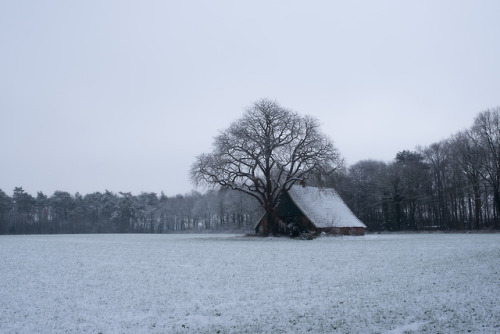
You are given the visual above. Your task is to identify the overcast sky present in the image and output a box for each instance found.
[1,1,499,197]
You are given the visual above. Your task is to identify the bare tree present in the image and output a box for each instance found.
[469,108,500,227]
[423,141,452,229]
[344,160,389,231]
[451,131,484,229]
[190,99,342,235]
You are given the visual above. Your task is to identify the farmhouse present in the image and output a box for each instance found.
[255,185,367,236]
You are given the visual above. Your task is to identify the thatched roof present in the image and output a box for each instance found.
[286,185,366,229]
[255,185,366,230]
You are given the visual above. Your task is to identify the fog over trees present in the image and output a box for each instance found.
[1,106,500,235]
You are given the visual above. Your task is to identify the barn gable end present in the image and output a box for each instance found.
[255,185,366,236]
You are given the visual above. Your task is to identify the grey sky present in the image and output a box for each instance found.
[1,1,499,197]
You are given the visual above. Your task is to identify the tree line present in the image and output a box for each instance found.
[0,187,260,235]
[2,106,499,234]
[336,107,500,231]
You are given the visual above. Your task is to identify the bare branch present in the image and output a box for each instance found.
[190,98,342,235]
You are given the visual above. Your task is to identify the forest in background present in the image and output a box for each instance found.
[1,107,500,234]
[0,188,261,235]
[336,108,500,232]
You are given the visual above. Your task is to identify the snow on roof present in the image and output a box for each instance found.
[287,185,367,229]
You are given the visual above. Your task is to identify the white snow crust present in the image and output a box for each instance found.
[288,186,367,228]
[1,233,499,333]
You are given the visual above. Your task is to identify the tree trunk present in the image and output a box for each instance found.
[473,182,481,229]
[264,204,276,236]
[493,186,500,228]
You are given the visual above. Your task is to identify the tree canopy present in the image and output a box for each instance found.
[191,99,342,235]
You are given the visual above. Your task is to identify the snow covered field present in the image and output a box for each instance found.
[1,233,499,333]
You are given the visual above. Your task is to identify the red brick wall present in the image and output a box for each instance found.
[318,227,365,236]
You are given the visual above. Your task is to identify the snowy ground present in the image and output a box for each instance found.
[1,233,499,333]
